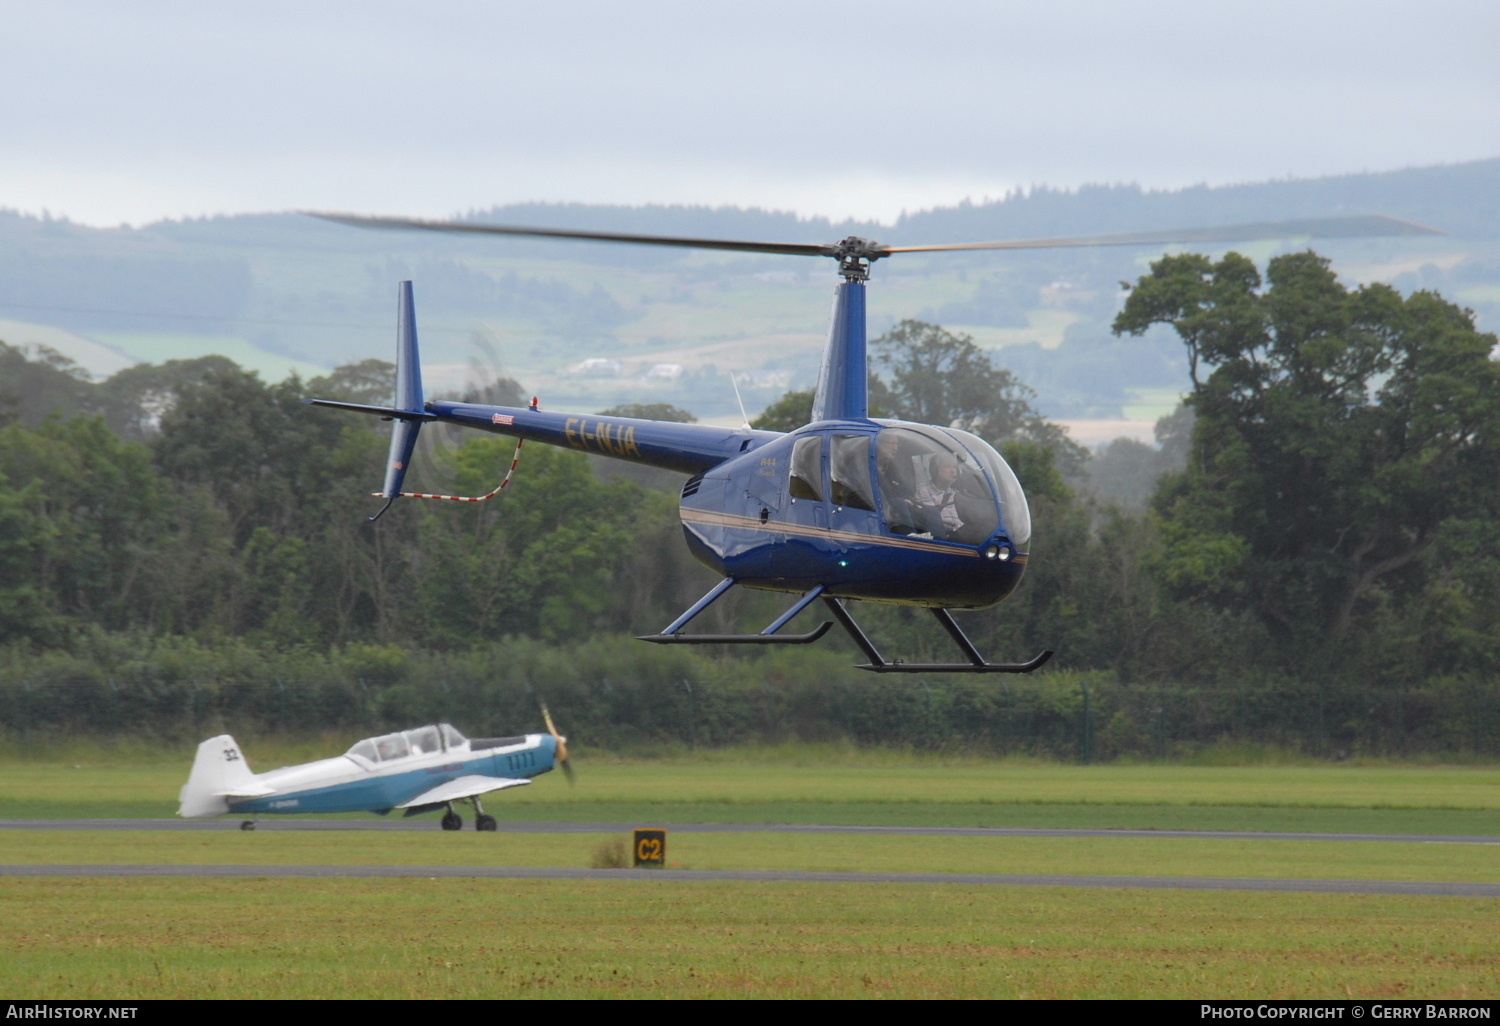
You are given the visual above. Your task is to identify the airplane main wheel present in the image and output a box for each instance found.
[475,814,497,832]
[441,811,463,831]
[240,820,255,831]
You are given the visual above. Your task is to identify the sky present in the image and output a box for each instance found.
[2,1,1497,227]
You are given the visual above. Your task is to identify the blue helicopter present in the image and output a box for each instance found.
[307,213,1440,673]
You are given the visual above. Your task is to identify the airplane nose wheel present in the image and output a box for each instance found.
[441,808,462,831]
[240,820,256,831]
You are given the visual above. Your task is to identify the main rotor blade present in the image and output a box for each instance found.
[308,212,834,258]
[880,215,1445,254]
[311,210,1443,266]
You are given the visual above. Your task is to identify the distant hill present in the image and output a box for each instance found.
[895,159,1500,241]
[0,158,1494,424]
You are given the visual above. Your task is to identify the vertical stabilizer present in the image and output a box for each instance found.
[379,281,426,498]
[809,280,868,422]
[178,735,256,818]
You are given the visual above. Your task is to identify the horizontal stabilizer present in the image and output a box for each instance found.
[395,775,531,808]
[302,399,436,421]
[215,783,277,798]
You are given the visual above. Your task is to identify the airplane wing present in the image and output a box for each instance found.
[395,775,531,808]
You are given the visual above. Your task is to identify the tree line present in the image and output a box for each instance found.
[1,249,1496,752]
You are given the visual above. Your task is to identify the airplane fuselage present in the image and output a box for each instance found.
[178,728,557,819]
[230,735,553,815]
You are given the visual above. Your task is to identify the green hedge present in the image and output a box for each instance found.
[2,635,1496,759]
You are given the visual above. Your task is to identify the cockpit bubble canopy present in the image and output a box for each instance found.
[346,723,468,764]
[946,427,1031,547]
[872,424,1031,547]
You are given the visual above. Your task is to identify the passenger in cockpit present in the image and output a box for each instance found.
[914,452,963,538]
[876,431,920,535]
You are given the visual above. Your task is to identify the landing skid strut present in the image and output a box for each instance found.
[639,579,1051,673]
[638,579,833,645]
[826,600,1052,674]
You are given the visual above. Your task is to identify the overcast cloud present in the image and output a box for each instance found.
[2,0,1496,226]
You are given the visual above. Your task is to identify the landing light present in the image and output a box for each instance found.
[984,544,1011,561]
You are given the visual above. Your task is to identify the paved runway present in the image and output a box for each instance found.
[3,819,1498,845]
[2,863,1497,896]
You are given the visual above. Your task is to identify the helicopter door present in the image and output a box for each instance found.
[786,434,829,531]
[745,446,783,519]
[828,434,879,537]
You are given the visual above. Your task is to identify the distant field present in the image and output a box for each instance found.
[84,331,329,381]
[4,749,1499,834]
[955,309,1079,352]
[1123,386,1186,421]
[3,878,1494,999]
[0,319,137,377]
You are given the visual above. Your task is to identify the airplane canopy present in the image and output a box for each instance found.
[346,724,467,764]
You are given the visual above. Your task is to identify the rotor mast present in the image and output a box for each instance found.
[803,237,886,422]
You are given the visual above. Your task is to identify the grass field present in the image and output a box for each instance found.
[5,747,1499,834]
[4,746,1498,998]
[3,878,1496,999]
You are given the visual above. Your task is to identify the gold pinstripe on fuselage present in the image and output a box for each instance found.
[679,508,1027,563]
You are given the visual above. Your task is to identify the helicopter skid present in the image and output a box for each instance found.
[854,653,1054,674]
[640,622,833,645]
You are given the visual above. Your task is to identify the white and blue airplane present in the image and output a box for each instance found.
[178,712,571,831]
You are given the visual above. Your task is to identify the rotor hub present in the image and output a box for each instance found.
[831,236,885,281]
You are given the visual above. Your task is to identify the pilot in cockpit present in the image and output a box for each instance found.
[914,452,963,538]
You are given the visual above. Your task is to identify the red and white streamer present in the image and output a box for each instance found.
[371,437,525,503]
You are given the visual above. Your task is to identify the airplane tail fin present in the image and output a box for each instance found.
[178,734,256,818]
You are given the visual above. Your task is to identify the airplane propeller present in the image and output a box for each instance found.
[540,701,574,785]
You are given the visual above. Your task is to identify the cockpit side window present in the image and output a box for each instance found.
[404,726,440,757]
[372,732,410,762]
[441,724,467,749]
[789,435,824,501]
[830,435,876,512]
[348,740,378,763]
